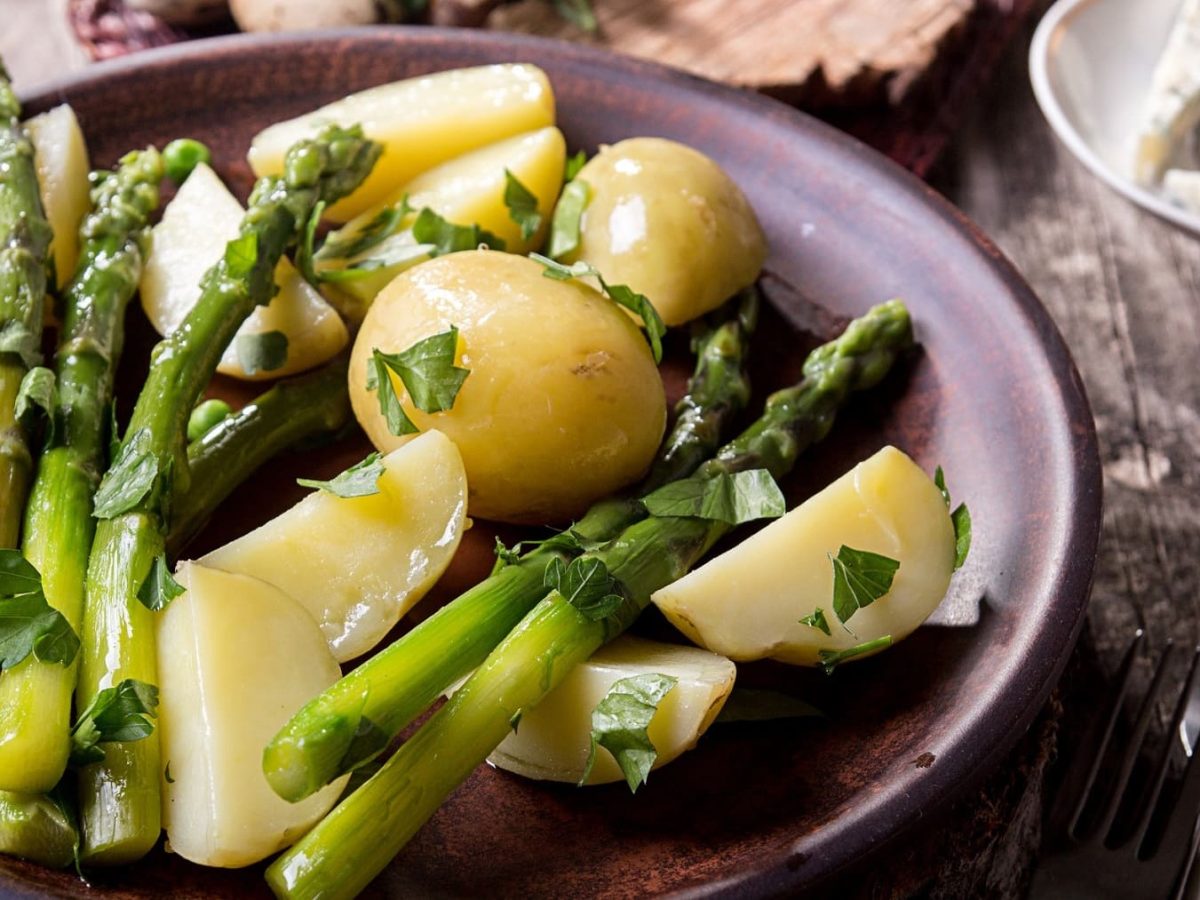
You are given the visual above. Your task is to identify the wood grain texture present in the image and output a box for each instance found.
[490,0,976,107]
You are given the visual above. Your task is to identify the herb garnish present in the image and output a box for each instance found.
[641,469,785,525]
[411,207,506,256]
[818,635,893,675]
[544,556,625,621]
[564,149,588,182]
[531,254,666,363]
[367,326,470,436]
[799,607,831,636]
[503,169,542,240]
[546,178,590,260]
[70,678,159,766]
[298,452,386,498]
[581,673,676,792]
[236,330,289,377]
[934,465,972,570]
[830,545,900,626]
[0,550,79,671]
[552,0,598,33]
[15,365,56,439]
[93,427,157,519]
[136,555,185,612]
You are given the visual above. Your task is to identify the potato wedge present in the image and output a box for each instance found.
[484,636,736,785]
[24,104,90,289]
[248,64,556,221]
[140,162,348,381]
[201,430,467,662]
[317,126,567,312]
[651,446,956,666]
[156,563,346,868]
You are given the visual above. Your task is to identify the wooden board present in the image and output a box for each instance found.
[487,0,976,109]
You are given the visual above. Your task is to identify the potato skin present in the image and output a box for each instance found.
[564,137,767,326]
[349,251,667,524]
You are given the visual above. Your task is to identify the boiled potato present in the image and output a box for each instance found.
[652,447,955,666]
[140,162,347,381]
[201,431,467,662]
[156,563,347,868]
[24,104,90,289]
[483,636,735,785]
[317,126,567,312]
[230,0,378,31]
[249,65,556,221]
[349,251,666,524]
[563,137,766,326]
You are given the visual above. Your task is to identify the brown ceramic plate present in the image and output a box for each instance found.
[3,28,1100,899]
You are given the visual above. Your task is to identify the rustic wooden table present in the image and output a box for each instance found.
[2,1,1196,896]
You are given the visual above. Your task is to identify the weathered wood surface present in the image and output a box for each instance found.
[3,1,1198,896]
[489,0,976,107]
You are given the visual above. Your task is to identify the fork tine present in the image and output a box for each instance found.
[1130,646,1200,853]
[1059,631,1145,839]
[1156,664,1200,879]
[1093,641,1176,841]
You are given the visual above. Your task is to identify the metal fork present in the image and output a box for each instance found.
[1028,632,1200,900]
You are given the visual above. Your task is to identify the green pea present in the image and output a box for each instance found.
[187,398,233,443]
[163,138,212,185]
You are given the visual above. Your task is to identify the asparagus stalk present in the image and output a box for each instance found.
[267,299,913,899]
[262,291,760,802]
[0,791,77,869]
[0,64,53,547]
[167,356,352,555]
[0,149,163,795]
[75,125,379,865]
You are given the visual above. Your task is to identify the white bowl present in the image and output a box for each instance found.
[1030,0,1200,235]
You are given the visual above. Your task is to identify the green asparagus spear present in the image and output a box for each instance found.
[263,300,908,809]
[0,149,163,795]
[267,299,913,899]
[75,125,379,865]
[0,791,77,869]
[262,291,760,802]
[167,357,352,555]
[0,64,53,548]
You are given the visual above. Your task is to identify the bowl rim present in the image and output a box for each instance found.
[1029,0,1200,237]
[17,26,1103,896]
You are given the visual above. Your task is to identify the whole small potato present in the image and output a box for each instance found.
[564,137,767,327]
[230,0,378,32]
[349,251,667,524]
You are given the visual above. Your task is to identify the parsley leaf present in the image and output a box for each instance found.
[0,321,40,368]
[70,679,159,766]
[553,0,598,32]
[315,242,433,284]
[799,607,831,635]
[547,178,590,259]
[492,530,591,575]
[15,365,56,439]
[544,556,625,621]
[581,673,676,791]
[0,549,80,670]
[818,635,893,675]
[830,545,900,625]
[298,452,385,498]
[933,465,972,570]
[236,331,289,377]
[503,169,542,240]
[952,503,972,570]
[136,555,185,612]
[223,231,259,280]
[366,327,470,437]
[641,469,785,525]
[295,199,326,284]
[564,149,588,182]
[530,254,666,363]
[318,200,411,261]
[715,688,824,724]
[411,207,506,256]
[93,428,157,519]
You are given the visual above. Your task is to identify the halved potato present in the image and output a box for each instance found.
[25,104,90,289]
[248,64,556,221]
[200,430,467,661]
[156,563,346,868]
[317,126,567,312]
[140,162,348,381]
[484,636,735,785]
[651,446,956,666]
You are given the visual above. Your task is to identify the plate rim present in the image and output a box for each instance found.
[1029,0,1200,237]
[15,26,1103,896]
